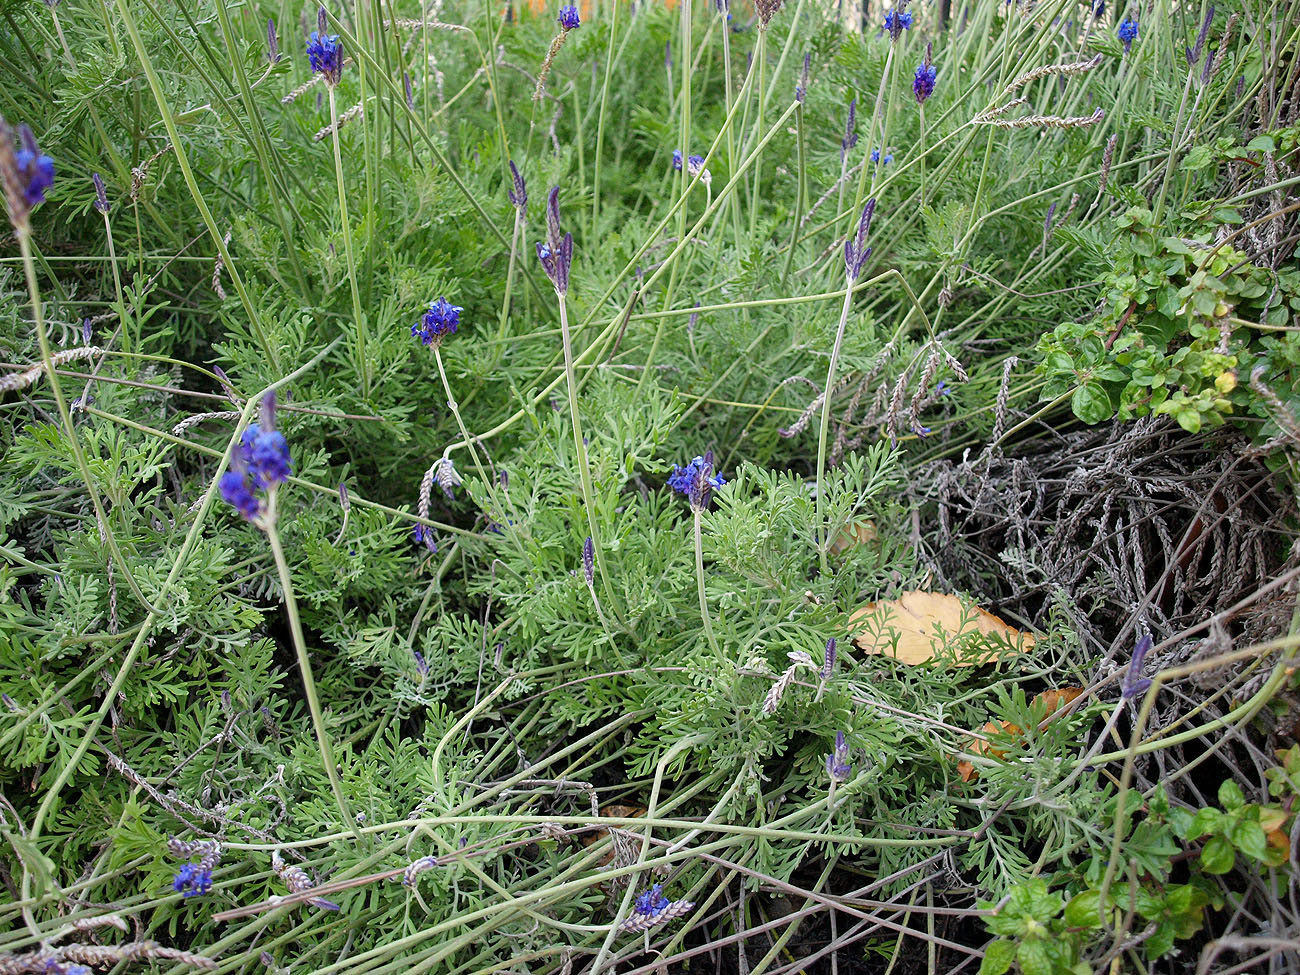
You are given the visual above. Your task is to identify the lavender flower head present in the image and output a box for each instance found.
[307,7,343,86]
[558,4,580,30]
[218,393,292,524]
[668,452,725,512]
[413,297,463,345]
[582,536,595,586]
[796,52,810,103]
[634,884,671,916]
[870,148,893,165]
[883,2,912,41]
[1,121,54,232]
[672,149,683,171]
[826,731,851,783]
[844,197,877,281]
[507,160,527,215]
[840,99,858,165]
[913,43,936,104]
[1121,634,1153,699]
[173,862,213,898]
[536,186,573,295]
[1117,16,1138,53]
[267,18,280,63]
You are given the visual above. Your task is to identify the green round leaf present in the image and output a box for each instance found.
[1072,383,1113,424]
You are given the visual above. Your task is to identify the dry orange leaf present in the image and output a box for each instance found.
[829,519,878,557]
[850,591,1036,666]
[956,688,1085,783]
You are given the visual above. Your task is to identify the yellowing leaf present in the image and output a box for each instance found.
[849,591,1035,666]
[956,687,1085,783]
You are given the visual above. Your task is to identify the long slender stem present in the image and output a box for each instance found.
[694,509,721,657]
[329,85,371,398]
[814,277,856,576]
[264,499,359,839]
[557,293,622,624]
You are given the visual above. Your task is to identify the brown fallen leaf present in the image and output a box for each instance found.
[850,591,1036,666]
[581,805,646,866]
[956,687,1085,783]
[830,519,878,557]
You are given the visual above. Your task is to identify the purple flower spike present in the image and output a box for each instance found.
[796,52,810,103]
[307,7,343,85]
[536,186,573,295]
[413,297,463,345]
[267,18,280,63]
[840,99,858,165]
[582,536,595,586]
[1118,16,1138,53]
[668,453,726,512]
[173,862,213,898]
[821,637,837,679]
[92,172,109,214]
[883,3,912,41]
[1122,635,1153,699]
[844,198,877,281]
[913,43,936,104]
[507,160,527,214]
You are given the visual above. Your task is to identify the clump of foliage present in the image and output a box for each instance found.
[1,0,1299,972]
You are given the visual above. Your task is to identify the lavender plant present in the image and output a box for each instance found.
[2,0,1299,972]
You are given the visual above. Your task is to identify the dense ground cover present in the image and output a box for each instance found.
[2,0,1300,971]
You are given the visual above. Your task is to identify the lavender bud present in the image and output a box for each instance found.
[840,99,858,164]
[259,390,277,433]
[665,40,672,70]
[92,172,109,214]
[1121,635,1153,699]
[821,637,836,679]
[338,480,350,512]
[826,731,851,783]
[267,18,280,63]
[536,186,573,294]
[404,72,415,110]
[582,536,594,586]
[82,318,93,343]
